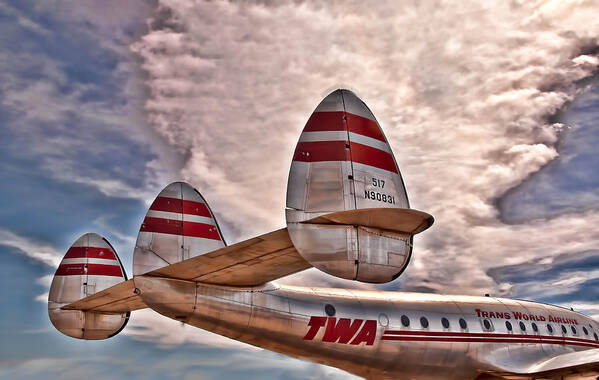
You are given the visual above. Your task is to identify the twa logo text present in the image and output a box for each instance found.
[303,316,377,345]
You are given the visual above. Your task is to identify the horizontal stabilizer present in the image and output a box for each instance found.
[299,208,433,235]
[61,279,146,313]
[61,228,310,313]
[146,228,311,286]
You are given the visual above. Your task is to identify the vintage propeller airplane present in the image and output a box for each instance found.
[48,90,599,379]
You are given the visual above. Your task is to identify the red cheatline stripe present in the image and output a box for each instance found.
[303,112,346,132]
[380,335,599,348]
[140,217,221,240]
[350,142,398,173]
[64,246,117,260]
[150,197,211,217]
[293,141,350,163]
[383,330,596,344]
[383,330,599,345]
[55,263,123,277]
[346,113,386,142]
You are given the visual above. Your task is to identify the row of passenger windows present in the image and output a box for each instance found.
[399,314,599,341]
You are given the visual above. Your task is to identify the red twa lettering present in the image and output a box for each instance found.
[350,320,377,346]
[303,316,377,345]
[323,318,363,343]
[303,316,327,340]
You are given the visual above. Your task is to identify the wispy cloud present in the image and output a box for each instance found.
[131,0,599,295]
[0,229,61,268]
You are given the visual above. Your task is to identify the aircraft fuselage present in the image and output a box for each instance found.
[134,276,599,379]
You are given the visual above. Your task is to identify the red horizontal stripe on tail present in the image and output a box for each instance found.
[87,264,123,276]
[56,263,85,276]
[350,142,398,173]
[56,263,123,277]
[303,112,346,132]
[150,197,211,217]
[303,112,386,142]
[182,200,211,217]
[141,217,221,240]
[293,141,350,163]
[347,113,386,142]
[150,196,182,213]
[64,246,117,260]
[183,221,221,240]
[141,216,182,235]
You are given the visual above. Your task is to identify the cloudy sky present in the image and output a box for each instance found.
[1,0,599,378]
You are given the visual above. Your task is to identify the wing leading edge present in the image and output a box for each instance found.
[62,228,311,313]
[479,348,599,379]
[145,227,310,286]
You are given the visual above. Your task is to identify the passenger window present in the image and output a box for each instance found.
[594,333,598,341]
[401,315,410,327]
[532,323,538,332]
[519,321,526,331]
[483,319,491,331]
[571,326,577,335]
[547,324,554,334]
[441,317,450,329]
[561,325,567,334]
[420,317,429,328]
[583,327,589,335]
[505,321,513,331]
[459,318,467,329]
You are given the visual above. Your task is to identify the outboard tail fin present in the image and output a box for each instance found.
[48,233,129,339]
[133,181,226,276]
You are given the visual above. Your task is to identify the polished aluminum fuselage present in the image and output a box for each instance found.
[134,276,599,379]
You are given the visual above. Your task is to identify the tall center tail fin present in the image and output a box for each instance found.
[133,181,226,276]
[286,89,433,283]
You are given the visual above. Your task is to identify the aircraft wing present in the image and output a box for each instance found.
[62,228,310,313]
[145,227,310,286]
[483,348,599,379]
[61,279,146,313]
[523,348,599,378]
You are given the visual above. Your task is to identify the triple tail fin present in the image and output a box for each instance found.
[48,233,129,339]
[133,181,226,275]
